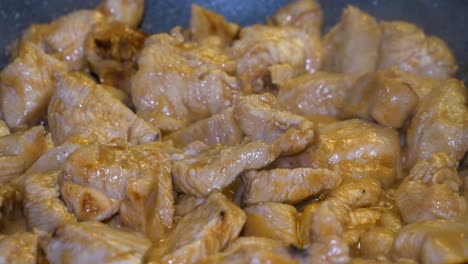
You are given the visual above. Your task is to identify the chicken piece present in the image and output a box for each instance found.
[45,221,151,264]
[323,6,381,75]
[18,10,104,70]
[0,43,68,130]
[392,219,468,264]
[189,4,239,48]
[277,72,357,119]
[0,184,25,234]
[0,233,40,264]
[296,119,402,188]
[462,170,468,201]
[395,153,466,223]
[131,34,240,132]
[234,93,315,155]
[230,25,323,93]
[166,107,243,148]
[174,195,206,221]
[145,193,246,264]
[24,170,76,233]
[378,21,457,80]
[0,121,9,137]
[342,69,419,128]
[271,0,323,37]
[243,168,341,205]
[85,22,147,94]
[0,126,48,184]
[48,72,159,145]
[243,203,300,247]
[97,0,145,27]
[359,226,395,260]
[404,78,467,168]
[198,237,300,264]
[173,140,279,197]
[63,141,174,240]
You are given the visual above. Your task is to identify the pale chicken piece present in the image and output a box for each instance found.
[395,153,466,223]
[45,221,151,264]
[48,72,159,145]
[243,168,341,205]
[172,141,279,197]
[462,170,468,201]
[0,126,48,184]
[378,21,457,80]
[174,195,206,220]
[404,78,468,168]
[0,42,68,130]
[277,72,357,119]
[98,0,145,27]
[392,219,468,264]
[145,193,246,264]
[271,0,323,37]
[230,25,323,93]
[0,233,40,264]
[63,141,174,240]
[24,170,76,233]
[166,107,243,148]
[85,22,147,94]
[197,237,300,264]
[323,6,381,75]
[131,34,240,132]
[342,69,419,128]
[359,226,396,260]
[243,203,301,247]
[189,4,240,47]
[0,120,10,137]
[18,10,104,70]
[234,93,315,155]
[295,119,402,188]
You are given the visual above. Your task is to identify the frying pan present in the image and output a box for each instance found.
[0,0,467,81]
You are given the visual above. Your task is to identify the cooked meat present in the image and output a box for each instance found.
[18,10,104,70]
[0,233,40,264]
[198,237,299,264]
[234,93,315,155]
[404,78,468,169]
[395,153,466,223]
[342,69,419,128]
[243,168,341,205]
[174,195,206,221]
[45,221,151,264]
[243,202,300,247]
[359,226,395,260]
[378,21,457,79]
[0,126,48,184]
[0,42,68,130]
[24,170,76,233]
[230,25,323,93]
[462,170,468,201]
[85,22,146,93]
[277,72,356,119]
[271,0,323,37]
[131,33,240,132]
[392,219,468,264]
[323,6,381,75]
[48,72,159,145]
[172,141,279,197]
[189,4,239,47]
[144,193,246,264]
[0,121,9,137]
[166,107,243,148]
[63,141,174,240]
[97,0,145,27]
[295,119,402,188]
[0,184,25,234]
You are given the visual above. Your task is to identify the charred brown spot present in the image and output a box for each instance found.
[288,244,307,257]
[219,210,226,220]
[81,192,99,216]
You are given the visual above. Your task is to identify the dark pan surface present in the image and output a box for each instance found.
[0,0,467,81]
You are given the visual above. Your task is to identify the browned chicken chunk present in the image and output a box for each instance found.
[174,195,206,221]
[98,0,145,27]
[323,6,381,75]
[0,184,25,234]
[0,233,40,264]
[271,0,323,37]
[404,78,468,168]
[230,25,323,93]
[131,33,240,132]
[48,72,159,145]
[378,21,457,79]
[243,202,301,247]
[145,193,246,264]
[45,221,151,264]
[0,42,68,130]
